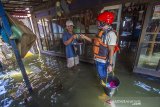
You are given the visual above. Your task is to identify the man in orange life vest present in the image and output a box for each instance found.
[81,11,117,85]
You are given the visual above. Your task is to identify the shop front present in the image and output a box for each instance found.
[31,0,160,77]
[31,0,123,63]
[133,1,160,77]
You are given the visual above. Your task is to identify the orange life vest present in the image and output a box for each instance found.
[93,29,120,60]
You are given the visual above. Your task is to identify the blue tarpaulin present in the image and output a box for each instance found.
[0,26,10,44]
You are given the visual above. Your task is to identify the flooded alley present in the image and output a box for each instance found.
[0,54,160,107]
[0,0,160,107]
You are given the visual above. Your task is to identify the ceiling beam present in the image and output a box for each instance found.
[2,0,45,3]
[3,3,40,6]
[10,12,28,16]
[4,7,26,10]
[6,10,28,13]
[3,4,33,8]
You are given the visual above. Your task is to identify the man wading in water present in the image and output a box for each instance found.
[81,11,118,86]
[63,20,80,69]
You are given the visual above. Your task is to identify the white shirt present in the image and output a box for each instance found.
[95,31,117,63]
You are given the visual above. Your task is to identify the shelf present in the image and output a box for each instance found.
[146,32,160,35]
[143,42,160,43]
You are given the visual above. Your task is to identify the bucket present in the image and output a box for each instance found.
[73,43,83,56]
[103,75,120,97]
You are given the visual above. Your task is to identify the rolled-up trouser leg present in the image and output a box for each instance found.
[74,55,79,65]
[67,56,79,68]
[67,57,74,68]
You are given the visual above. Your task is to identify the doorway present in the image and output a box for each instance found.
[134,2,160,77]
[119,2,147,71]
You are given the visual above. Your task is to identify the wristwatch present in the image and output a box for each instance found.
[109,63,113,67]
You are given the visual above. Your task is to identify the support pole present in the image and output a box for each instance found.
[0,1,33,94]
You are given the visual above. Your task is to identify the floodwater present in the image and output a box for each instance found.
[0,54,160,107]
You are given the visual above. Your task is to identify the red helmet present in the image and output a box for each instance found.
[97,11,115,25]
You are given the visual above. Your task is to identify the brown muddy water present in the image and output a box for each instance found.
[0,54,160,107]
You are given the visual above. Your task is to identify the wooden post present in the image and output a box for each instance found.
[147,25,160,58]
[31,14,43,51]
[41,19,49,50]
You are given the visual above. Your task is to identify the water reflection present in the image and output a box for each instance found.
[134,81,160,94]
[0,54,160,107]
[0,55,64,107]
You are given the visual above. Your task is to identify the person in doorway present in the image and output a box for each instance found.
[63,20,79,68]
[81,11,118,85]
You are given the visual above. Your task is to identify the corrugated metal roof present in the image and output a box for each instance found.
[1,0,49,16]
